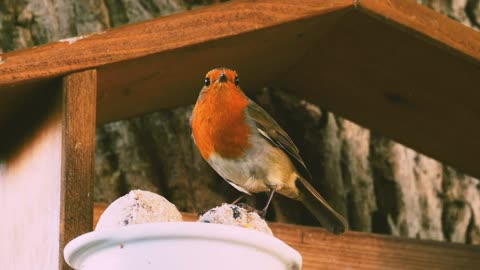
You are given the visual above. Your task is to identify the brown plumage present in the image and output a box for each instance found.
[191,68,348,234]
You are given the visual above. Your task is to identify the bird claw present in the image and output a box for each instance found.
[236,203,267,219]
[257,209,267,219]
[236,203,256,212]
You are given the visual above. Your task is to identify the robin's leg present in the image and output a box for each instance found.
[232,194,257,213]
[236,203,258,213]
[257,185,277,219]
[231,194,247,205]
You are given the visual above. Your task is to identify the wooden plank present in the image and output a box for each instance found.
[59,70,97,269]
[279,5,480,178]
[0,0,351,86]
[1,0,478,91]
[93,203,479,270]
[0,83,63,270]
[358,0,480,63]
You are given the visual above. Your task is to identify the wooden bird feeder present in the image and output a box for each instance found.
[1,0,479,269]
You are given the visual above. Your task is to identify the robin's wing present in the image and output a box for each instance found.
[245,100,312,180]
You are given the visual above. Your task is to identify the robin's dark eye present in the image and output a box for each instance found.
[204,77,210,86]
[234,76,239,86]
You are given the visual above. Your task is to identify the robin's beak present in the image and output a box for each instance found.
[218,72,227,83]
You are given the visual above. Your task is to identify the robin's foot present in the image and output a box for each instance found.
[237,203,267,219]
[236,203,256,212]
[257,209,267,219]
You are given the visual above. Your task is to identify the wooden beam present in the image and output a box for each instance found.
[0,0,351,86]
[93,203,480,270]
[1,0,478,90]
[358,0,480,62]
[59,70,97,269]
[279,3,480,178]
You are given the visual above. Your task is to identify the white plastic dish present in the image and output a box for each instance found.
[64,222,302,270]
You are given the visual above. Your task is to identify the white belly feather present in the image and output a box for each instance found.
[208,134,298,197]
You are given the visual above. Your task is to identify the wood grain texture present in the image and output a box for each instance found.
[0,0,351,86]
[93,203,480,270]
[60,70,97,269]
[0,85,63,270]
[278,5,480,178]
[358,0,480,62]
[0,0,351,126]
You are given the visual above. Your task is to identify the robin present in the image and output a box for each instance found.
[190,68,347,234]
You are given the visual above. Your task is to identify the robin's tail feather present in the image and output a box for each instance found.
[296,177,348,234]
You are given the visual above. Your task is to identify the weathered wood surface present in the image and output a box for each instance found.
[0,0,478,87]
[0,0,352,86]
[60,70,97,270]
[359,0,480,60]
[93,203,480,270]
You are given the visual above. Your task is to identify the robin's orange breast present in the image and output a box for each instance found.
[191,85,251,160]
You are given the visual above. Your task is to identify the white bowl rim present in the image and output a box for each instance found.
[64,222,302,268]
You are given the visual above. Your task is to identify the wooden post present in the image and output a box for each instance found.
[59,70,97,269]
[0,70,97,270]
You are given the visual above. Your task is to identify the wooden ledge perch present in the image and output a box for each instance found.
[93,203,480,270]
